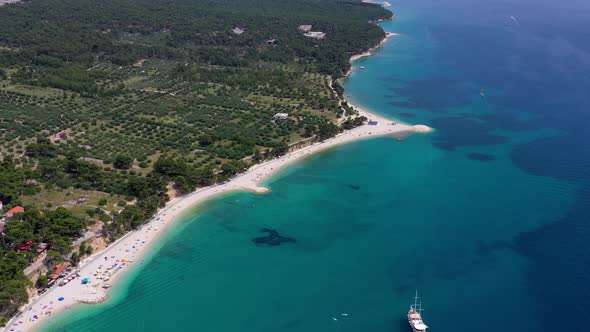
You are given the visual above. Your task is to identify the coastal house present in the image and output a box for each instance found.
[37,242,49,253]
[298,25,312,33]
[5,205,24,217]
[0,200,3,211]
[273,113,289,120]
[266,38,276,45]
[368,120,378,125]
[231,27,245,35]
[25,179,37,186]
[297,25,325,39]
[304,31,326,39]
[50,264,67,280]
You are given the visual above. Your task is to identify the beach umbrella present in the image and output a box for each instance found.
[58,297,64,301]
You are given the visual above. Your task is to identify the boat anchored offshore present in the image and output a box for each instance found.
[407,291,428,332]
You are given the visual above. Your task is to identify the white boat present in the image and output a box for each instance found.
[407,291,428,332]
[360,66,366,69]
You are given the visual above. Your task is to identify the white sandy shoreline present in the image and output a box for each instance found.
[2,27,432,332]
[347,32,399,76]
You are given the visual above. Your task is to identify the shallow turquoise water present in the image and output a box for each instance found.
[42,0,590,331]
[41,134,574,331]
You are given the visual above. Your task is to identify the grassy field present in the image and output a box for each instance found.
[21,187,126,218]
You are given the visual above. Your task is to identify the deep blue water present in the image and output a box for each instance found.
[348,0,590,329]
[42,0,590,331]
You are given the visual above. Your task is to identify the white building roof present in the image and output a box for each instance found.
[304,31,326,39]
[232,27,245,35]
[298,25,312,32]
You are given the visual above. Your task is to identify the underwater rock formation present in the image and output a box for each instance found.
[252,228,296,247]
[468,152,496,161]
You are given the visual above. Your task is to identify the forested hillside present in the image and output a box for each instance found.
[0,0,391,324]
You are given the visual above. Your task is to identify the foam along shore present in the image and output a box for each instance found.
[362,0,392,7]
[352,32,399,62]
[348,32,399,74]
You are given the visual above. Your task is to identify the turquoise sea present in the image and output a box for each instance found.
[43,0,590,331]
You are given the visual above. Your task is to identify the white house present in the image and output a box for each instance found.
[232,27,245,35]
[304,31,326,39]
[273,113,289,120]
[298,25,312,33]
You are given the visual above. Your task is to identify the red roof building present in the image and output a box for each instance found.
[5,206,24,217]
[50,264,67,280]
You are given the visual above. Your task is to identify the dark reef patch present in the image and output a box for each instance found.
[160,242,193,262]
[476,113,539,132]
[430,116,507,150]
[252,228,296,247]
[512,185,590,330]
[511,134,590,181]
[398,112,415,118]
[468,153,496,161]
[347,184,361,190]
[384,78,473,110]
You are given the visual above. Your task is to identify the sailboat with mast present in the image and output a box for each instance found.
[407,291,429,332]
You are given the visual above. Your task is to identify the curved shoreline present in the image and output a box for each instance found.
[346,32,399,77]
[3,22,432,332]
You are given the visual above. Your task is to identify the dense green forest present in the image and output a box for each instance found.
[0,0,392,324]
